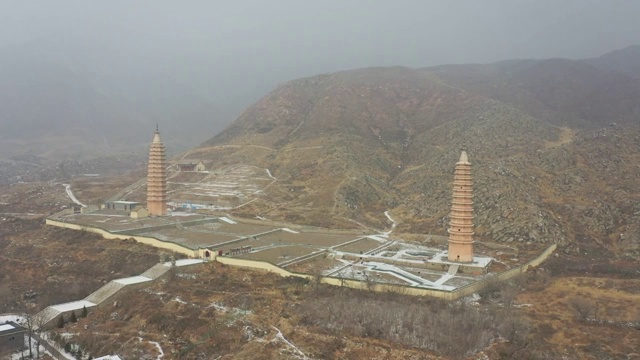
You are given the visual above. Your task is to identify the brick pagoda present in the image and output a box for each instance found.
[448,148,474,262]
[147,126,167,216]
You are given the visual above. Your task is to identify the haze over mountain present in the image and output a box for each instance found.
[195,48,640,259]
[2,1,640,160]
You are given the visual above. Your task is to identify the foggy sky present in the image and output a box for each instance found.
[1,0,639,133]
[3,1,638,66]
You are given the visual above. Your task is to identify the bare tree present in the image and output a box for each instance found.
[32,312,47,359]
[569,297,595,321]
[17,300,36,359]
[362,271,375,291]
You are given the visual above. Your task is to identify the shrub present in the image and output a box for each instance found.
[69,311,78,323]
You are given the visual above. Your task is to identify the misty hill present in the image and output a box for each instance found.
[0,38,243,160]
[1,41,638,162]
[585,45,640,79]
[0,50,148,154]
[197,55,640,259]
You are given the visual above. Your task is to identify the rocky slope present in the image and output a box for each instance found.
[195,51,640,259]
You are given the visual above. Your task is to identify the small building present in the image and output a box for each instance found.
[130,206,149,219]
[177,160,206,172]
[104,201,140,211]
[0,321,26,355]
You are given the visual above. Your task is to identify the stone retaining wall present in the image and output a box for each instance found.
[45,217,557,301]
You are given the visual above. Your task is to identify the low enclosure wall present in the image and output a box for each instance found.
[46,218,557,301]
[215,243,557,301]
[45,218,198,257]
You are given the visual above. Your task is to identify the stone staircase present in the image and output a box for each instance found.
[141,263,171,279]
[447,264,460,275]
[36,307,64,328]
[84,281,127,304]
[35,261,202,330]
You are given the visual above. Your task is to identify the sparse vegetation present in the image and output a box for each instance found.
[297,287,530,359]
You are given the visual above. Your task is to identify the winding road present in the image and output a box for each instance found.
[63,184,86,207]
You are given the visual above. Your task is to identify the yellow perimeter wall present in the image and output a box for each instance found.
[46,218,198,257]
[46,218,556,301]
[216,244,556,301]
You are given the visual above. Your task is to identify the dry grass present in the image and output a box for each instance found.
[544,126,576,149]
[516,276,640,359]
[55,263,444,360]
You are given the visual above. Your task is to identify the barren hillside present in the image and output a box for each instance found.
[194,57,640,259]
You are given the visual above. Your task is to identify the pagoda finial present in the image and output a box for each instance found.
[458,144,470,164]
[156,123,159,133]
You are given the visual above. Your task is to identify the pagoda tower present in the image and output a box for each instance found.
[448,147,474,262]
[147,125,167,216]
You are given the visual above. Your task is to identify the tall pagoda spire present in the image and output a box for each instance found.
[147,126,167,216]
[448,146,474,262]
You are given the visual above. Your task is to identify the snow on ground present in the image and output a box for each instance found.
[173,297,187,304]
[114,276,152,285]
[281,228,299,234]
[163,259,205,267]
[429,250,493,268]
[271,326,309,360]
[331,260,457,291]
[148,340,165,359]
[0,315,26,325]
[513,303,533,308]
[135,337,164,360]
[169,211,199,217]
[464,293,481,306]
[51,300,96,312]
[219,216,237,224]
[9,336,52,360]
[383,210,396,235]
[206,302,228,312]
[0,324,15,331]
[265,169,275,180]
[365,235,388,242]
[63,184,87,207]
[94,356,123,360]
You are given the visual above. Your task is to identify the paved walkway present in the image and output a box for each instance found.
[35,260,204,330]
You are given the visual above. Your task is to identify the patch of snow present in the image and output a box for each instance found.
[114,276,152,285]
[464,293,481,305]
[169,211,197,217]
[163,258,205,267]
[9,335,52,360]
[0,315,26,326]
[51,300,96,312]
[148,340,165,359]
[63,184,86,207]
[219,216,237,224]
[271,326,309,360]
[0,324,15,331]
[429,250,493,268]
[281,228,299,234]
[207,302,228,312]
[383,210,396,235]
[513,303,533,308]
[365,235,388,242]
[265,169,275,180]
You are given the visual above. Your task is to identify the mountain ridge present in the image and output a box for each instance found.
[198,49,640,258]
